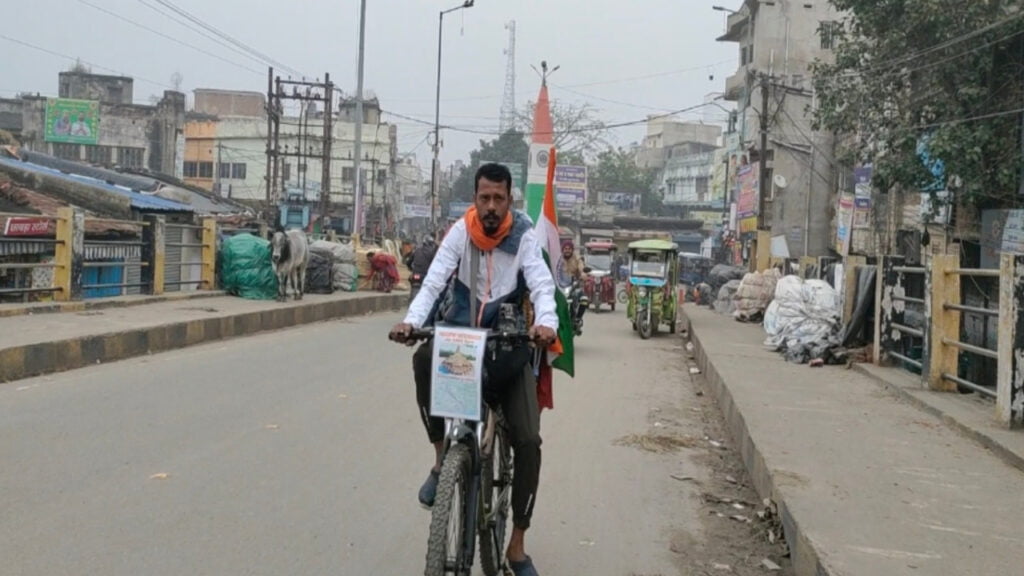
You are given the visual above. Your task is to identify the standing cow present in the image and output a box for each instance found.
[270,228,309,302]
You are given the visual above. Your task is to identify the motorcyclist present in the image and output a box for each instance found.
[560,240,586,326]
[390,162,556,576]
[407,234,437,276]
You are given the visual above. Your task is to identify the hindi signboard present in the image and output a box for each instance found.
[3,217,51,237]
[430,326,488,421]
[736,163,759,234]
[45,98,99,145]
[554,165,587,211]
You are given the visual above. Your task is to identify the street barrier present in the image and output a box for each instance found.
[874,253,1022,428]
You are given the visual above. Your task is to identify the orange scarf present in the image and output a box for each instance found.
[464,206,512,252]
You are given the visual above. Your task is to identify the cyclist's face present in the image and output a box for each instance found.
[475,177,510,235]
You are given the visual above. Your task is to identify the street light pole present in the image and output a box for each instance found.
[353,0,367,239]
[430,0,474,231]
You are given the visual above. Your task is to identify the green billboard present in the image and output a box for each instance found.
[498,161,526,206]
[45,98,99,145]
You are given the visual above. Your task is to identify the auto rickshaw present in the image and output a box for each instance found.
[625,239,679,339]
[582,241,618,312]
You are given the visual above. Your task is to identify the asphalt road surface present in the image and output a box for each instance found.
[1,308,768,575]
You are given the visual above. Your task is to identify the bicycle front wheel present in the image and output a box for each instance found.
[425,444,472,576]
[478,424,512,576]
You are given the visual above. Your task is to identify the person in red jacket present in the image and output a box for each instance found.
[366,251,399,292]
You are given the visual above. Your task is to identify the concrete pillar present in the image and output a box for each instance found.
[200,218,217,290]
[843,255,867,326]
[997,253,1024,428]
[141,214,166,295]
[53,207,84,301]
[927,253,960,392]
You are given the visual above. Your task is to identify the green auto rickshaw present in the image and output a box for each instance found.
[625,239,680,339]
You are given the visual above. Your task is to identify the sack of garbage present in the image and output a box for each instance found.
[734,271,777,322]
[762,275,841,363]
[714,279,741,315]
[334,262,359,292]
[310,239,356,264]
[219,233,277,300]
[305,250,334,294]
[708,264,746,292]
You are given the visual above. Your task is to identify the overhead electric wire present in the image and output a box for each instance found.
[76,0,264,76]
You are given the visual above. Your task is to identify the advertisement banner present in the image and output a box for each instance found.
[403,204,431,218]
[736,163,759,234]
[554,165,587,210]
[836,193,855,255]
[45,98,99,145]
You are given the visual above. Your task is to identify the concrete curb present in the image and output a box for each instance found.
[681,312,832,576]
[0,291,227,318]
[0,293,406,384]
[851,363,1024,475]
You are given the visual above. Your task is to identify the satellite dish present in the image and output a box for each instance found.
[773,174,788,190]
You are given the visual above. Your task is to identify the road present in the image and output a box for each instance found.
[0,308,788,575]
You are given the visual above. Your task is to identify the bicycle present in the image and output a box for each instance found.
[391,323,537,576]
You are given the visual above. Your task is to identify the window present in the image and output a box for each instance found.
[819,21,840,50]
[218,163,231,179]
[52,143,81,160]
[198,161,214,179]
[377,168,388,183]
[118,147,144,168]
[231,163,247,180]
[183,161,198,178]
[342,167,354,182]
[282,162,291,182]
[696,177,710,202]
[86,145,112,165]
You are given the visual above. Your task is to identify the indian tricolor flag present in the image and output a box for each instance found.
[534,145,575,411]
[525,79,554,224]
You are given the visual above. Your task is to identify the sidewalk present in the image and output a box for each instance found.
[0,290,225,318]
[0,291,406,383]
[683,306,1024,576]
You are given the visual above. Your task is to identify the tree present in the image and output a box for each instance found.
[449,129,529,201]
[812,0,1024,211]
[588,147,661,215]
[516,100,609,163]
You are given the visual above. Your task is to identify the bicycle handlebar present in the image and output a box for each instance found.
[389,326,535,344]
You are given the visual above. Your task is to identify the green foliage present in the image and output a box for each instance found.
[450,129,529,202]
[589,147,662,215]
[811,0,1024,209]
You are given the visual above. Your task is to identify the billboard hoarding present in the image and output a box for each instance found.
[45,98,100,145]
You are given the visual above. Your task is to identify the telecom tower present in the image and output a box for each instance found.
[499,20,516,133]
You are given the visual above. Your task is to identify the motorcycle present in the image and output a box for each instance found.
[561,276,589,337]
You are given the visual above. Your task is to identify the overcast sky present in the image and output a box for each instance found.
[3,0,737,167]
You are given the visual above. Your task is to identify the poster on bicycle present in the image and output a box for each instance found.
[430,326,488,421]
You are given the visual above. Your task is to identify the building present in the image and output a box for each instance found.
[636,118,721,170]
[717,0,841,259]
[0,71,186,176]
[182,89,396,229]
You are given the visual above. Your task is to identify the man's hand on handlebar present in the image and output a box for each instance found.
[389,322,416,346]
[529,325,557,348]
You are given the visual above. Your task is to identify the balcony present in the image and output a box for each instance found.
[723,67,750,101]
[716,8,751,42]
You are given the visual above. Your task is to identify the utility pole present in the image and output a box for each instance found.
[353,0,367,239]
[321,73,333,233]
[758,72,770,231]
[214,142,223,197]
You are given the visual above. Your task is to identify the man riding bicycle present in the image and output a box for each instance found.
[390,163,557,576]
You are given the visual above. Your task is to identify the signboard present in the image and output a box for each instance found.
[403,204,431,218]
[736,163,759,234]
[554,165,587,211]
[982,209,1024,269]
[853,198,871,228]
[3,217,51,237]
[690,211,723,230]
[45,98,99,145]
[835,193,855,256]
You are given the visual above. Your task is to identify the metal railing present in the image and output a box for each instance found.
[929,256,999,399]
[0,208,219,303]
[877,256,927,373]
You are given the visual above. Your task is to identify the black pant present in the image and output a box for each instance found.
[413,341,542,530]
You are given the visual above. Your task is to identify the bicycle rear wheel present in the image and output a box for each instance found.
[478,423,512,576]
[425,444,472,576]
